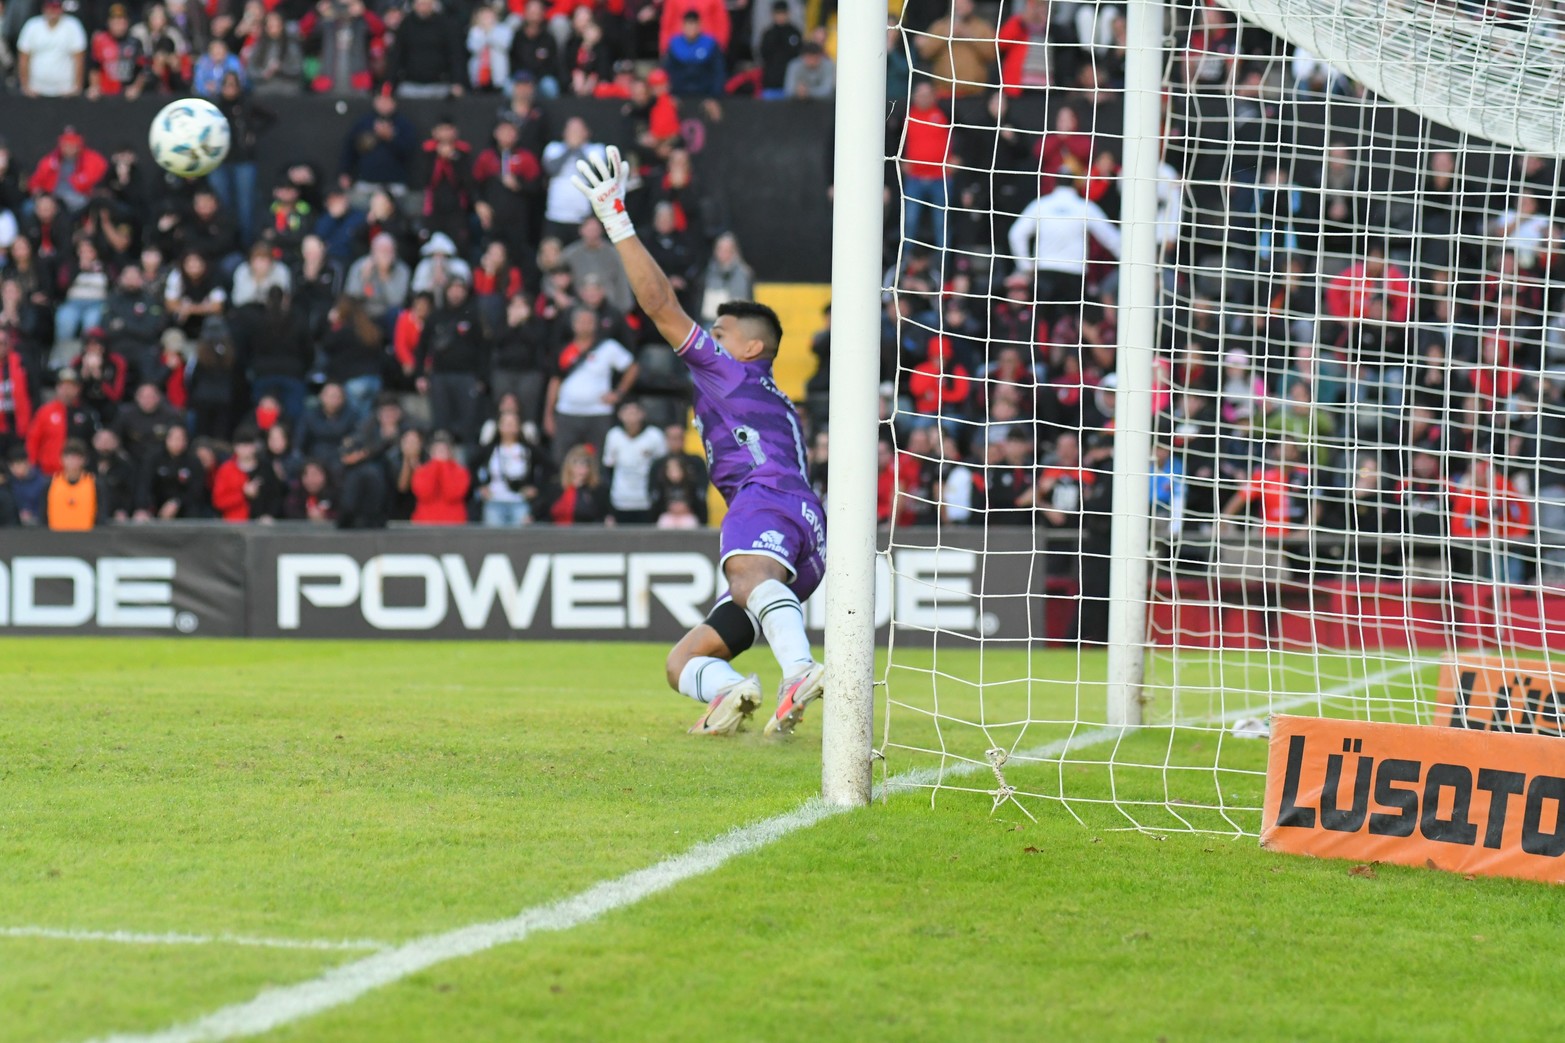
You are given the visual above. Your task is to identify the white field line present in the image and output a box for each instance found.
[85,661,1422,1043]
[0,927,387,953]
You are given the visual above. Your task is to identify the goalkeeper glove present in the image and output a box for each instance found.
[571,145,635,244]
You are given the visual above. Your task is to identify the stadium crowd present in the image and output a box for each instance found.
[0,0,1562,594]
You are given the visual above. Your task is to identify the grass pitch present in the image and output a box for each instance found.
[2,638,1562,1042]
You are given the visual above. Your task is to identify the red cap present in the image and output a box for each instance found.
[647,68,670,87]
[42,0,63,9]
[83,326,106,343]
[379,82,394,99]
[58,126,83,147]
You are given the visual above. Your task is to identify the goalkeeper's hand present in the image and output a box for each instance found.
[571,145,635,243]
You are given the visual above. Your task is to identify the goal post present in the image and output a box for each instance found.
[820,0,887,807]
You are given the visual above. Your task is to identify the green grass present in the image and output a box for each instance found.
[1,638,1557,1042]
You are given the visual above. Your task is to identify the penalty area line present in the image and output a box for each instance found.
[84,661,1422,1043]
[0,926,388,953]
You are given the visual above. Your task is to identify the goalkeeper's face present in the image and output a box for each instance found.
[712,315,769,363]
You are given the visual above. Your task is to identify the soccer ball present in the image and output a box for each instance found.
[149,99,231,179]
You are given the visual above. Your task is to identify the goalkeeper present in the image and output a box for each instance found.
[574,148,827,737]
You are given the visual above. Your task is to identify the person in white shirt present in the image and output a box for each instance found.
[602,398,666,524]
[476,409,537,526]
[18,0,86,97]
[1008,170,1122,320]
[545,306,639,463]
[539,117,607,244]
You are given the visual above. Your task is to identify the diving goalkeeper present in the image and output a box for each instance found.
[574,148,827,736]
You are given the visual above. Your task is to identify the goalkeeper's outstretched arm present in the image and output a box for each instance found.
[573,146,697,350]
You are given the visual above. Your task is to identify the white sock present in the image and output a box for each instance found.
[746,578,816,677]
[678,656,745,704]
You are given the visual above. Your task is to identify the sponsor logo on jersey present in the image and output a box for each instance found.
[753,530,786,553]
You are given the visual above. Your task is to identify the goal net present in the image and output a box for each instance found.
[876,0,1565,832]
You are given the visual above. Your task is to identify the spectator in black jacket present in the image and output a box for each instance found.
[114,383,183,467]
[294,382,357,461]
[491,294,551,427]
[102,266,167,384]
[247,287,313,422]
[508,0,562,98]
[336,434,389,528]
[91,427,136,522]
[176,190,242,271]
[388,0,467,98]
[759,1,802,97]
[416,116,475,252]
[135,424,206,519]
[339,88,420,206]
[417,277,488,446]
[321,294,387,421]
[213,74,278,248]
[644,201,699,310]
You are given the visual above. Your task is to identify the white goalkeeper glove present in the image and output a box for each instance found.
[571,145,635,244]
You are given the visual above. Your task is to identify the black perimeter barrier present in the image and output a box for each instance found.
[0,526,1045,641]
[5,96,835,283]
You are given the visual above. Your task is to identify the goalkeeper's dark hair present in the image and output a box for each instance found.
[717,300,784,354]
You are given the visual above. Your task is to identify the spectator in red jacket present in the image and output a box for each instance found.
[0,331,34,456]
[27,368,96,476]
[72,329,129,422]
[907,335,973,430]
[411,430,472,523]
[28,127,109,214]
[901,80,955,258]
[997,0,1052,97]
[1325,243,1413,325]
[210,426,283,522]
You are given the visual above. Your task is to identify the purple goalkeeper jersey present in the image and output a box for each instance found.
[676,323,813,502]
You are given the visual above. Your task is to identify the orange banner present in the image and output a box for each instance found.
[1435,655,1565,736]
[1262,715,1565,884]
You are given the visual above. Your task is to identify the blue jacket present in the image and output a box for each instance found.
[313,208,369,263]
[664,32,726,98]
[339,112,419,187]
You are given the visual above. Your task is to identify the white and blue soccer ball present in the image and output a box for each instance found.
[149,99,231,179]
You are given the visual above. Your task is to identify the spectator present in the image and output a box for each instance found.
[245,10,304,94]
[186,316,239,438]
[696,233,754,324]
[1324,242,1414,326]
[312,189,368,265]
[7,446,48,524]
[91,427,135,522]
[498,72,548,154]
[164,251,228,339]
[467,4,512,92]
[410,429,471,523]
[145,332,190,415]
[907,336,973,432]
[416,116,475,250]
[540,117,607,242]
[472,119,542,259]
[18,0,87,98]
[1452,457,1532,582]
[247,288,312,421]
[163,0,211,54]
[0,329,35,456]
[340,89,419,205]
[73,330,129,423]
[1009,170,1122,322]
[282,459,336,522]
[901,81,955,259]
[321,294,386,419]
[544,305,638,463]
[650,442,708,524]
[43,439,94,530]
[88,4,148,99]
[192,37,246,97]
[534,442,609,525]
[28,128,107,214]
[210,426,282,521]
[758,1,802,98]
[917,0,997,97]
[302,0,380,94]
[135,423,204,519]
[102,267,167,382]
[411,231,474,296]
[212,74,276,248]
[561,219,633,315]
[294,382,356,460]
[491,293,551,425]
[656,491,700,529]
[416,277,487,445]
[28,368,95,476]
[564,10,613,96]
[54,238,112,354]
[137,7,192,94]
[231,244,293,309]
[336,434,389,529]
[781,39,833,100]
[388,0,466,98]
[389,426,424,520]
[508,2,562,98]
[644,202,699,309]
[665,11,726,98]
[345,233,411,323]
[660,0,729,54]
[602,398,663,523]
[474,408,538,526]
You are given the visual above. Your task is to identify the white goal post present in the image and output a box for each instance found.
[830,0,1565,826]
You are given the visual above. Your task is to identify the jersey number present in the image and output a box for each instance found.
[733,425,767,467]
